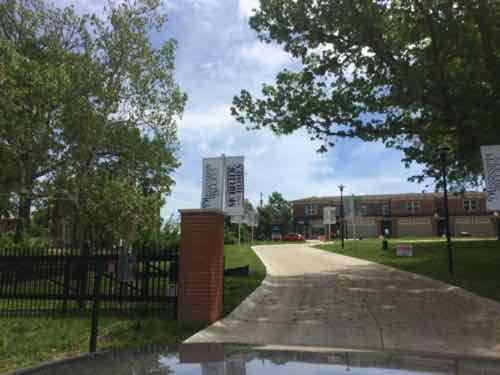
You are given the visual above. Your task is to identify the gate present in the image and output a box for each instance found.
[0,246,179,316]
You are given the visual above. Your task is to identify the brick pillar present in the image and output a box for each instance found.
[178,209,224,324]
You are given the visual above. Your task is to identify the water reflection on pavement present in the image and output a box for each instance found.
[11,343,500,375]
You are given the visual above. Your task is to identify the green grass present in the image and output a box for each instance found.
[317,238,500,303]
[223,243,266,316]
[0,243,265,373]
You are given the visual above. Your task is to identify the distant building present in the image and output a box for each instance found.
[291,192,497,239]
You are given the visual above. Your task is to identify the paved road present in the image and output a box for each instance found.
[186,244,500,358]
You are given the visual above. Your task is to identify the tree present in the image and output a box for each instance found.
[0,0,186,245]
[232,0,500,188]
[257,192,292,239]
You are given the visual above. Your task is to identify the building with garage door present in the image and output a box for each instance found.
[291,192,499,239]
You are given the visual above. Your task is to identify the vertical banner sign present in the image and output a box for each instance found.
[224,156,245,215]
[481,145,500,211]
[323,207,337,224]
[201,157,224,210]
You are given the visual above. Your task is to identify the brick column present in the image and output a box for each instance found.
[177,209,224,323]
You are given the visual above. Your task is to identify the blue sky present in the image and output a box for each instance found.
[61,0,429,218]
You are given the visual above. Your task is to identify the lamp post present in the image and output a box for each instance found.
[438,144,454,275]
[339,184,345,249]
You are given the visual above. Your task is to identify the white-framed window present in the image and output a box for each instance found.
[382,203,390,216]
[305,205,318,216]
[406,200,421,213]
[463,199,478,212]
[359,205,368,216]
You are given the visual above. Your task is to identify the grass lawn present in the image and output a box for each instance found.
[317,238,500,303]
[0,242,265,373]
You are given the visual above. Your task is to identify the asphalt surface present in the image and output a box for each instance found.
[185,243,500,358]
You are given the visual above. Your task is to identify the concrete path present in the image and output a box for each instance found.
[186,244,500,358]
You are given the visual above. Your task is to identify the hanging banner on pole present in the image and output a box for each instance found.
[201,157,224,210]
[481,145,500,211]
[323,207,337,224]
[224,156,245,216]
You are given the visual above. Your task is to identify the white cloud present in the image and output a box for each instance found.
[179,104,234,140]
[238,0,260,19]
[238,41,292,70]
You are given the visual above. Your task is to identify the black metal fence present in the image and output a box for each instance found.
[0,246,179,316]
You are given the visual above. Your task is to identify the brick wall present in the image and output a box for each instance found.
[177,209,225,324]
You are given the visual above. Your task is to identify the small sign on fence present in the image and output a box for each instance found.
[396,244,413,257]
[117,254,137,282]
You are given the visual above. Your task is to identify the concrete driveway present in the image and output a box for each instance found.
[186,244,500,358]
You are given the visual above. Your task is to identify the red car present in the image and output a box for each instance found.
[282,233,305,241]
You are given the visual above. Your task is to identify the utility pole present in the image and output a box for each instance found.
[339,185,345,249]
[260,192,263,208]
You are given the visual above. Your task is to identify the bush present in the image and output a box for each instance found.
[0,232,49,249]
[224,229,237,245]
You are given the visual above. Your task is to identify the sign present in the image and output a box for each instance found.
[481,145,500,211]
[247,211,258,227]
[201,157,224,210]
[224,156,245,215]
[396,244,413,257]
[323,207,337,224]
[230,215,247,224]
[343,196,356,220]
[200,155,245,215]
[117,254,136,282]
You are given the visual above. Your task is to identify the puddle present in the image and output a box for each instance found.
[9,343,500,375]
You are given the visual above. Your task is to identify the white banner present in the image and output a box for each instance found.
[323,207,337,224]
[248,211,259,227]
[230,215,247,224]
[224,156,245,215]
[481,145,500,211]
[343,196,356,219]
[201,157,223,210]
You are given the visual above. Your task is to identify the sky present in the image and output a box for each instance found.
[60,0,429,219]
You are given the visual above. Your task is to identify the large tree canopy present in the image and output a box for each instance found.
[0,0,186,244]
[232,0,500,187]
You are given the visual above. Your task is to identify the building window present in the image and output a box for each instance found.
[359,205,368,216]
[406,200,421,213]
[382,203,390,216]
[305,205,318,216]
[464,199,478,212]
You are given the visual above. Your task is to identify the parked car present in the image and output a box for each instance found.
[282,233,305,241]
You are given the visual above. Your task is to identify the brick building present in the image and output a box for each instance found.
[292,192,499,239]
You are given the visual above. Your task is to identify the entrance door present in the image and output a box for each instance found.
[437,219,447,237]
[381,220,392,237]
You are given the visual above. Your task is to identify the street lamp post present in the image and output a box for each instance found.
[438,144,454,275]
[339,185,345,249]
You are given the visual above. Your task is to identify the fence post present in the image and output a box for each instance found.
[62,260,70,313]
[169,257,179,319]
[89,262,103,353]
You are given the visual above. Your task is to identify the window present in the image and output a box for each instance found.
[382,203,390,216]
[406,200,421,213]
[464,199,478,212]
[359,205,368,216]
[305,205,318,216]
